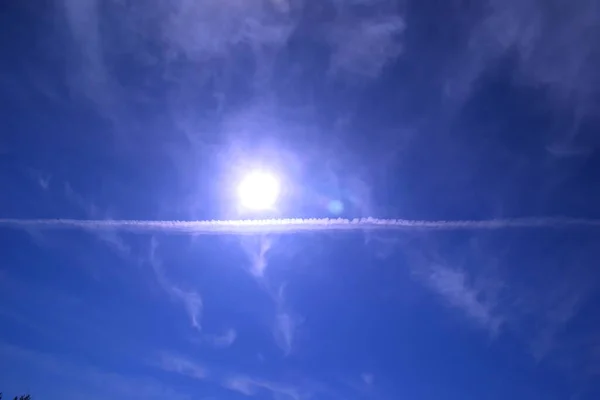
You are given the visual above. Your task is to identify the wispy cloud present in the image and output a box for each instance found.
[442,0,600,152]
[274,311,301,356]
[172,286,204,331]
[152,352,306,400]
[60,0,406,84]
[482,0,600,105]
[234,236,302,356]
[55,0,408,147]
[156,352,208,380]
[361,373,374,385]
[60,0,125,125]
[270,284,303,356]
[58,0,296,128]
[424,264,503,335]
[161,0,296,59]
[222,375,303,400]
[403,233,600,376]
[517,271,592,362]
[202,328,237,349]
[0,342,192,400]
[328,13,405,79]
[149,237,203,331]
[240,236,273,277]
[63,183,132,257]
[236,236,299,358]
[27,168,51,191]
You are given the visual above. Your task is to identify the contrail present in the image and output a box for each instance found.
[1,217,600,235]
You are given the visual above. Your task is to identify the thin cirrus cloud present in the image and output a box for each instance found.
[240,235,273,278]
[32,182,212,347]
[55,0,600,158]
[238,236,303,356]
[402,234,600,373]
[150,239,235,351]
[328,14,405,79]
[425,260,593,365]
[0,343,192,400]
[424,264,504,336]
[60,0,126,125]
[149,237,204,332]
[161,0,296,58]
[274,311,302,356]
[361,373,374,385]
[202,328,237,349]
[62,183,133,258]
[57,0,406,124]
[269,284,303,356]
[445,0,600,150]
[155,352,208,380]
[170,286,204,331]
[7,214,600,357]
[222,375,302,400]
[478,0,600,108]
[152,352,304,400]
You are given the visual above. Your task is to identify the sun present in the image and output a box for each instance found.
[237,170,281,211]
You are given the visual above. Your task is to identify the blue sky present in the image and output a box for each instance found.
[2,0,600,399]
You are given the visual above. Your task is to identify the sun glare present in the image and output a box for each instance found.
[237,170,281,211]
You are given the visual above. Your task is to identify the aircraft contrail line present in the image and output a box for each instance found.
[1,217,600,235]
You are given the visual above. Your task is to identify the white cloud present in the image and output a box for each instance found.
[483,0,600,104]
[0,343,192,400]
[222,376,258,396]
[149,353,305,400]
[274,311,302,356]
[444,0,600,125]
[161,0,296,59]
[156,352,208,380]
[328,14,405,78]
[402,235,599,370]
[60,0,125,124]
[171,286,204,331]
[222,375,302,400]
[361,373,374,385]
[59,0,296,110]
[403,241,507,337]
[63,183,132,257]
[425,264,503,335]
[149,238,203,331]
[238,237,303,356]
[160,0,406,83]
[27,168,51,191]
[516,272,592,362]
[203,328,237,349]
[58,0,406,112]
[240,235,272,277]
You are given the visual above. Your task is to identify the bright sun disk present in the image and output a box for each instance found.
[237,170,280,211]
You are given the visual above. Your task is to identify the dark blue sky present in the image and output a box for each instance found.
[2,1,600,399]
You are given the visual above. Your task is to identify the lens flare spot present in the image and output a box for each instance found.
[327,200,344,215]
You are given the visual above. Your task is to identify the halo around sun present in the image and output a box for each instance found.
[237,170,281,211]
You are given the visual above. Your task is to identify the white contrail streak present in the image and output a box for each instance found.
[1,217,600,235]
